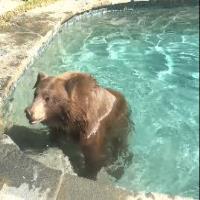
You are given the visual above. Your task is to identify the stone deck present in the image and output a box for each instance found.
[0,134,194,200]
[0,0,24,15]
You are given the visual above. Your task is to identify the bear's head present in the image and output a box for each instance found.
[25,72,95,127]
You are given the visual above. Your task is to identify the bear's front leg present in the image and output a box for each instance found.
[81,138,106,180]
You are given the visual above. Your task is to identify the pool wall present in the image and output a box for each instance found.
[0,0,198,199]
[0,0,198,114]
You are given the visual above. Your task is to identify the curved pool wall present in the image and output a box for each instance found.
[0,0,198,114]
[0,0,199,200]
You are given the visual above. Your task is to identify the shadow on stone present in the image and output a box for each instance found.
[6,125,51,153]
[5,125,84,175]
[5,125,132,181]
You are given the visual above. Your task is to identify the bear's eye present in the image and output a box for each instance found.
[45,96,50,102]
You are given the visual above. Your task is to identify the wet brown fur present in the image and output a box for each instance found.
[25,72,132,179]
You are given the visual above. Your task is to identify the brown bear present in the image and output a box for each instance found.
[25,72,132,179]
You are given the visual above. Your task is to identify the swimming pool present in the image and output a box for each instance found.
[4,5,199,199]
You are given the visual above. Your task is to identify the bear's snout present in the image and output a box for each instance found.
[24,107,33,123]
[24,106,41,124]
[24,99,47,125]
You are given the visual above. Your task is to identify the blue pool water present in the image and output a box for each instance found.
[4,6,199,199]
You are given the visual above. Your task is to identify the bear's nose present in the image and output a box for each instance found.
[24,107,33,119]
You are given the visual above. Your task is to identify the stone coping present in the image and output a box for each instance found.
[0,0,198,199]
[0,134,194,200]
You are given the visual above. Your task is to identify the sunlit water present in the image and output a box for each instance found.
[3,6,199,199]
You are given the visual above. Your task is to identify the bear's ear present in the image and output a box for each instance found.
[64,76,80,95]
[64,73,97,96]
[33,72,47,89]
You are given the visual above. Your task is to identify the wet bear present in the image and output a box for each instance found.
[25,72,132,179]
